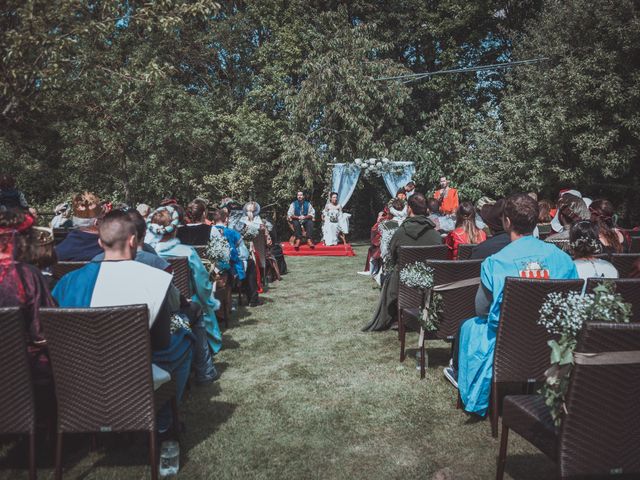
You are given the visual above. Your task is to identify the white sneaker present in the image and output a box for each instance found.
[443,367,458,389]
[356,271,370,276]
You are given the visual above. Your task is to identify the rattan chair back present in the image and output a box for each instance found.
[457,244,476,260]
[559,322,640,478]
[609,253,640,278]
[495,278,584,383]
[193,245,207,258]
[167,257,192,298]
[52,261,89,281]
[630,236,640,254]
[586,278,640,323]
[0,308,36,435]
[53,228,69,245]
[425,259,482,339]
[41,305,155,433]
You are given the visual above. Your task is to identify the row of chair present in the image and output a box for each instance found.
[393,244,640,477]
[1,305,177,480]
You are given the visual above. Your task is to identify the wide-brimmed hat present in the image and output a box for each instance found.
[72,192,101,219]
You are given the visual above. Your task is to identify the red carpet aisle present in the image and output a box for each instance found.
[281,242,355,257]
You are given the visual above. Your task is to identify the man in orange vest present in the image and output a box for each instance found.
[433,176,459,215]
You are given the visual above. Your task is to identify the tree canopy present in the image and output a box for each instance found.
[2,0,638,225]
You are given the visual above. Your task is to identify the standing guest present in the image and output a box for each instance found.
[53,211,193,434]
[55,191,104,261]
[471,199,509,260]
[445,202,487,259]
[389,198,407,224]
[363,193,442,331]
[433,176,459,215]
[363,209,388,275]
[589,199,627,253]
[404,181,416,198]
[449,194,577,417]
[287,191,316,250]
[545,194,590,252]
[147,206,224,353]
[570,221,618,279]
[0,208,56,378]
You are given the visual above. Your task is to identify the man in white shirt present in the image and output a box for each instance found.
[287,191,316,249]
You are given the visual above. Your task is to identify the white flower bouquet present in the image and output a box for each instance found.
[206,235,231,268]
[399,262,441,331]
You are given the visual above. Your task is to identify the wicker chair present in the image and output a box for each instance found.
[252,231,268,289]
[41,305,179,480]
[404,259,482,378]
[52,228,69,246]
[490,278,584,437]
[456,244,476,260]
[586,278,640,323]
[192,245,207,259]
[609,253,640,278]
[166,257,192,299]
[497,322,640,480]
[630,235,640,254]
[397,245,449,362]
[0,307,37,480]
[52,261,89,281]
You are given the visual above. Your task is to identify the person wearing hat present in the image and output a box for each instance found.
[545,194,590,252]
[50,202,73,229]
[471,199,510,260]
[55,191,104,261]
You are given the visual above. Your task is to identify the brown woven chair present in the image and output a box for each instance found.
[586,278,640,323]
[41,305,178,480]
[630,236,640,254]
[456,244,476,260]
[490,278,584,437]
[192,245,207,258]
[0,307,37,480]
[252,231,268,289]
[52,261,89,281]
[397,245,449,362]
[53,228,69,245]
[497,322,640,479]
[609,253,640,278]
[405,259,482,378]
[166,257,192,299]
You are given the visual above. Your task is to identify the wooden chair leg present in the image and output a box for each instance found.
[420,342,426,379]
[90,433,97,451]
[496,424,509,480]
[149,430,158,480]
[399,313,406,362]
[491,382,499,438]
[456,392,462,409]
[55,432,63,480]
[28,432,36,480]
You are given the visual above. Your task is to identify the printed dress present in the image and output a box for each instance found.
[457,236,578,416]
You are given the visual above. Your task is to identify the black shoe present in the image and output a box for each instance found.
[249,299,264,307]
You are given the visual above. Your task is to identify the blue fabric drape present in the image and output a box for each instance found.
[381,162,415,197]
[331,164,360,207]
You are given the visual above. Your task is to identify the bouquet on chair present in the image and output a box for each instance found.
[399,262,442,331]
[206,235,232,273]
[538,282,631,426]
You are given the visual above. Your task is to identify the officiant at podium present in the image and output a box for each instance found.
[433,176,459,215]
[287,191,316,250]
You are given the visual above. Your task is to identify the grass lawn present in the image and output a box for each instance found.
[0,245,554,479]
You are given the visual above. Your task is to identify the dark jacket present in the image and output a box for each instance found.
[470,232,510,260]
[55,229,103,261]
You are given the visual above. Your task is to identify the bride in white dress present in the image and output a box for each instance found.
[322,192,351,246]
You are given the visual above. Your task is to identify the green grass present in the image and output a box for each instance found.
[0,245,554,479]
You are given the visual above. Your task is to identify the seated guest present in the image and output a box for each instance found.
[570,221,618,279]
[55,191,104,260]
[214,209,262,307]
[545,193,589,251]
[0,208,56,378]
[589,199,628,253]
[363,193,442,331]
[52,211,193,432]
[0,174,29,210]
[136,203,152,219]
[322,192,350,246]
[177,199,221,246]
[471,199,509,260]
[450,194,577,417]
[427,198,455,233]
[50,202,73,229]
[404,181,416,198]
[536,199,554,237]
[388,197,407,224]
[148,206,224,353]
[287,191,316,249]
[445,202,487,259]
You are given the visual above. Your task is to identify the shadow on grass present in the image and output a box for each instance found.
[503,452,555,479]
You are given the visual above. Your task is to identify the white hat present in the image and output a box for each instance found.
[551,190,581,232]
